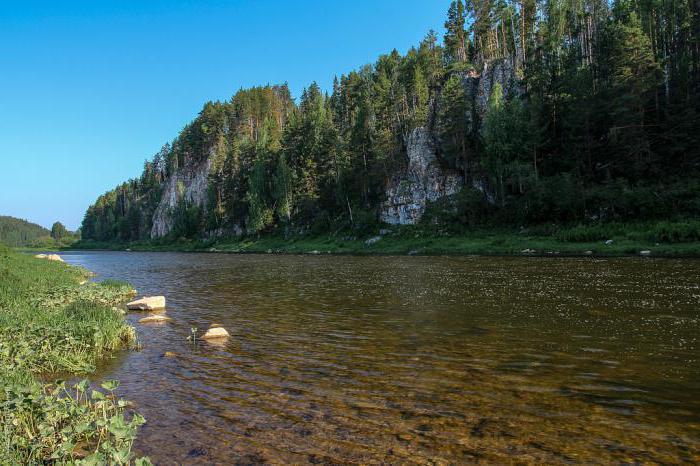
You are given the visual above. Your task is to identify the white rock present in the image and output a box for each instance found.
[365,236,382,246]
[35,253,64,262]
[139,315,172,323]
[640,250,652,256]
[380,128,462,225]
[126,296,166,310]
[604,239,614,245]
[521,248,536,254]
[202,327,230,339]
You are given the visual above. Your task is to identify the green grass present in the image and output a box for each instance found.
[0,244,149,464]
[71,221,700,257]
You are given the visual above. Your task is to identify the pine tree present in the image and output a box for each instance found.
[444,0,468,65]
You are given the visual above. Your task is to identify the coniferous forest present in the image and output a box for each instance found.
[81,0,700,243]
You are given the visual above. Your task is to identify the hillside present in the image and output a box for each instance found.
[0,216,50,247]
[80,1,700,244]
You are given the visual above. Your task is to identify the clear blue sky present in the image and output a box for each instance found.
[0,0,449,231]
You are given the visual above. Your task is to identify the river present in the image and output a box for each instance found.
[61,251,700,464]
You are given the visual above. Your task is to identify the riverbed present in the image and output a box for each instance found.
[61,251,700,464]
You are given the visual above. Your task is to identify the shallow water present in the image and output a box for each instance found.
[62,251,700,464]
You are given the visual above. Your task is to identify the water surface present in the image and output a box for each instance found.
[62,251,700,464]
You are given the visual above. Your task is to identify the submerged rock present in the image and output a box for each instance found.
[127,296,166,311]
[139,314,172,324]
[202,327,230,339]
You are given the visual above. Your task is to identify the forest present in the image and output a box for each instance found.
[0,216,76,248]
[81,0,700,243]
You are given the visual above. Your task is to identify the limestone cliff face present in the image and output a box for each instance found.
[151,157,211,238]
[380,58,520,225]
[380,128,462,225]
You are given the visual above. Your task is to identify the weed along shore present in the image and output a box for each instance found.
[0,244,150,464]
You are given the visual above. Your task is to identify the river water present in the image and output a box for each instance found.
[61,251,700,464]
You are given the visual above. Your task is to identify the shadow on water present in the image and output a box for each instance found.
[62,251,700,464]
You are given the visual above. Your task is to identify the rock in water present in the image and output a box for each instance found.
[127,296,166,310]
[640,250,652,256]
[139,314,172,323]
[202,327,230,340]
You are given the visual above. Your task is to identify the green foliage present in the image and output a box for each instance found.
[0,249,147,463]
[50,221,68,240]
[80,0,699,242]
[0,216,47,246]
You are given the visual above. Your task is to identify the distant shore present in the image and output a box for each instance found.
[69,222,700,258]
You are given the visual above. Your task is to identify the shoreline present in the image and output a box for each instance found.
[68,231,700,258]
[0,245,147,463]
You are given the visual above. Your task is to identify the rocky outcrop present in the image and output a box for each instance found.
[471,58,521,122]
[380,128,462,225]
[380,58,521,225]
[151,157,212,238]
[127,296,166,311]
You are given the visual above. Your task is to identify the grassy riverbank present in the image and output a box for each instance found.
[72,221,700,257]
[0,244,148,464]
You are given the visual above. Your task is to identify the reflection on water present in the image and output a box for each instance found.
[62,251,700,464]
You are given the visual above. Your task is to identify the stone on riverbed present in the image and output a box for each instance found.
[127,296,166,311]
[202,327,230,339]
[139,314,172,324]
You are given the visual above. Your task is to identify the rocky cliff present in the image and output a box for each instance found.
[380,128,462,225]
[380,58,520,225]
[151,157,211,238]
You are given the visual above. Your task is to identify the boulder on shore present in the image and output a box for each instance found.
[127,296,166,311]
[202,327,230,340]
[139,314,172,324]
[35,253,64,262]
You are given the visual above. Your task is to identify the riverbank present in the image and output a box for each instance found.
[0,245,148,464]
[71,221,700,257]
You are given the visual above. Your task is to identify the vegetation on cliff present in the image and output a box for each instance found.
[81,1,700,243]
[0,244,147,464]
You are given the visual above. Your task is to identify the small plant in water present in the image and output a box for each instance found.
[187,327,198,344]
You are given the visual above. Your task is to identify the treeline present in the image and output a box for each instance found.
[0,216,77,248]
[0,216,78,248]
[0,216,49,247]
[83,0,700,242]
